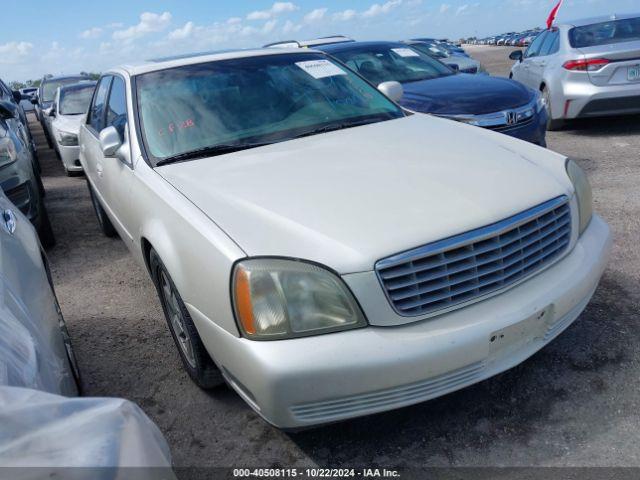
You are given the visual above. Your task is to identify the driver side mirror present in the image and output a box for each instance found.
[99,126,122,158]
[48,105,57,117]
[509,50,523,62]
[30,95,38,105]
[12,90,23,103]
[0,100,18,120]
[377,81,404,103]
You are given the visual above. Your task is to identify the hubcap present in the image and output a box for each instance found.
[160,271,196,368]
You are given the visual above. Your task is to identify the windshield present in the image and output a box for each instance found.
[136,53,404,163]
[569,17,640,48]
[42,78,85,102]
[410,43,449,59]
[59,85,95,115]
[329,45,453,85]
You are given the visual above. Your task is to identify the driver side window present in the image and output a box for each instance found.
[525,31,548,58]
[88,76,112,134]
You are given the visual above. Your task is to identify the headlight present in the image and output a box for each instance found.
[58,131,78,146]
[0,136,18,168]
[566,159,593,235]
[232,258,367,340]
[535,91,546,113]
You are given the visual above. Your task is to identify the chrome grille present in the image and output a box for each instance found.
[376,197,571,317]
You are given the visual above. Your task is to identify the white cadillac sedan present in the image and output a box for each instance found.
[79,48,611,429]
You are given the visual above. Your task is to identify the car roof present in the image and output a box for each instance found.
[316,40,407,54]
[559,12,639,28]
[42,75,88,83]
[114,48,322,76]
[59,81,97,93]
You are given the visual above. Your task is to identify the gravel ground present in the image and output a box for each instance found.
[33,45,639,471]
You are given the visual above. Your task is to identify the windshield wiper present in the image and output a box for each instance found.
[291,119,381,140]
[155,142,272,167]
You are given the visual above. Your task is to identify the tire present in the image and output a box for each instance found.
[149,249,224,389]
[37,199,56,249]
[542,87,565,131]
[43,127,54,149]
[87,180,117,237]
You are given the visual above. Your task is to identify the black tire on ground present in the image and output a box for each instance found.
[37,199,56,249]
[43,127,54,149]
[543,86,566,131]
[150,248,225,389]
[86,180,117,237]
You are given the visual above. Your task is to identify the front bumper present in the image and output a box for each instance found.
[57,144,83,172]
[190,215,611,429]
[491,107,548,146]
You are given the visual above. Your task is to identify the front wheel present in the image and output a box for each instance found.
[149,249,224,389]
[86,180,117,237]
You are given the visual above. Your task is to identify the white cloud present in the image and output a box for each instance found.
[247,2,298,21]
[282,20,302,34]
[0,41,33,64]
[304,8,327,23]
[439,3,451,13]
[80,27,103,39]
[332,9,357,21]
[106,22,124,29]
[456,4,469,15]
[168,21,195,40]
[113,12,172,41]
[362,0,403,18]
[227,17,242,25]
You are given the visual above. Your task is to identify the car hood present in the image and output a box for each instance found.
[400,74,533,115]
[52,114,85,135]
[157,114,570,274]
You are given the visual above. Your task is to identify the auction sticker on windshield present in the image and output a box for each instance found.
[392,48,420,58]
[296,60,347,79]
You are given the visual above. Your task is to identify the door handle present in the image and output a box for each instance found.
[96,164,103,177]
[2,209,16,234]
[81,144,86,153]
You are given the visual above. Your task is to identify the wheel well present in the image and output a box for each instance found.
[141,237,153,278]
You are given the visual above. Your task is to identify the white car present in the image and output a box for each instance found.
[50,82,97,175]
[79,48,611,429]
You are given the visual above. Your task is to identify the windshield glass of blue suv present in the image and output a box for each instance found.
[330,45,453,85]
[135,53,404,161]
[60,86,95,115]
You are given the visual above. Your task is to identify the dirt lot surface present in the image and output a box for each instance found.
[34,45,639,470]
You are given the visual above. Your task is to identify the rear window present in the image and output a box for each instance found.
[569,17,640,48]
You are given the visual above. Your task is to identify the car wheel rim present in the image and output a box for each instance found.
[160,271,196,368]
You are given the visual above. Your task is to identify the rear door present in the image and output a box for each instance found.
[528,29,560,88]
[517,31,548,88]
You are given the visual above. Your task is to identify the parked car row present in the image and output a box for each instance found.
[0,77,54,247]
[471,29,542,47]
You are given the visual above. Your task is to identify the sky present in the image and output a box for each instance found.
[1,0,637,82]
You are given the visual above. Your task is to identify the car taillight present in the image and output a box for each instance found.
[563,58,610,71]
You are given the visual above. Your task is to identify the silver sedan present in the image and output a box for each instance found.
[509,14,640,130]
